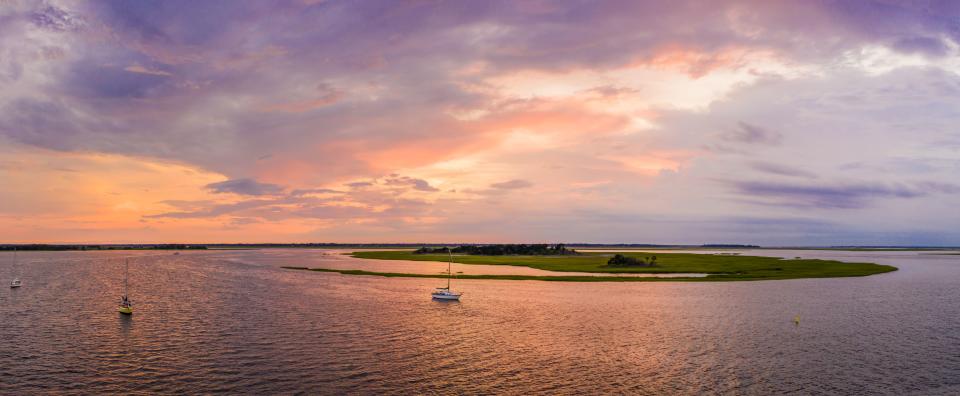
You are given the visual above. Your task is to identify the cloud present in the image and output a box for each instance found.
[290,188,342,196]
[205,179,284,196]
[891,36,950,57]
[490,179,533,190]
[728,180,956,209]
[260,83,344,113]
[748,161,818,179]
[721,122,782,146]
[158,200,217,211]
[123,64,172,77]
[145,188,434,222]
[147,198,279,219]
[259,92,343,113]
[30,4,85,32]
[384,176,439,192]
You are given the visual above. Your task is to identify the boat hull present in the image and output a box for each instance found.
[431,293,462,300]
[118,306,133,315]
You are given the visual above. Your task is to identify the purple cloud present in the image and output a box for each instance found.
[206,179,284,196]
[892,36,950,57]
[729,180,955,209]
[722,122,782,146]
[290,188,343,196]
[384,176,439,192]
[748,161,818,179]
[30,4,85,32]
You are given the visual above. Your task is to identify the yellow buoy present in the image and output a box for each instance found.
[793,314,801,325]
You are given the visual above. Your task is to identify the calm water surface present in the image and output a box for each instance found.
[1,249,959,394]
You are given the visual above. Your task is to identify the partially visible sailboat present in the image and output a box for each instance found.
[10,248,21,288]
[118,259,133,315]
[431,250,462,301]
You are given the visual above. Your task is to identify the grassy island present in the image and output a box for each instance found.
[283,250,897,282]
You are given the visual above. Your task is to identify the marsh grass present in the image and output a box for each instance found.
[282,251,900,281]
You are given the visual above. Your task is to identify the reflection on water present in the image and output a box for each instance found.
[1,249,959,394]
[118,314,134,336]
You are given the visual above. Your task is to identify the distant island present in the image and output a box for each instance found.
[414,244,578,256]
[305,249,901,282]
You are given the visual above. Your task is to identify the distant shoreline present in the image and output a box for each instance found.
[2,244,957,252]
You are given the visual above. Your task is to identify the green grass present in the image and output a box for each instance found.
[281,250,897,282]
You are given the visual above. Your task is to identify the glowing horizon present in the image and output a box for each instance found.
[1,1,959,245]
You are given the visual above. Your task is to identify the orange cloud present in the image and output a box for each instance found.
[641,44,781,78]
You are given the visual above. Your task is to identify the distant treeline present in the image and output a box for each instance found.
[700,244,760,248]
[0,244,207,251]
[414,244,579,256]
[203,243,454,248]
[570,243,761,248]
[0,243,774,251]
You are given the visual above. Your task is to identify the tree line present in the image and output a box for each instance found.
[414,244,579,256]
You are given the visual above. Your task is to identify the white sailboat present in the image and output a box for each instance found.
[10,248,21,288]
[431,250,462,300]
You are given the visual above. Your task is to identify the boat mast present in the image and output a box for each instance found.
[447,249,452,289]
[123,259,129,297]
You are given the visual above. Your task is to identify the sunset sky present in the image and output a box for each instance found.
[1,0,959,245]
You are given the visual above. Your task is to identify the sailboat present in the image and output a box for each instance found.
[118,259,133,315]
[431,250,462,300]
[10,248,21,288]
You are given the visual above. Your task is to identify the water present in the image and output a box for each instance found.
[1,249,959,394]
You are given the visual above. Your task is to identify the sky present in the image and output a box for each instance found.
[1,0,959,245]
